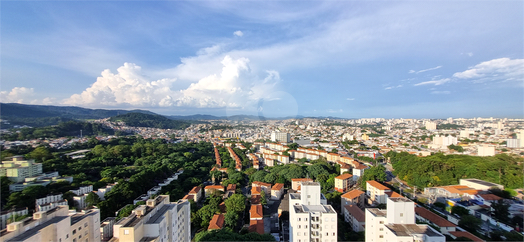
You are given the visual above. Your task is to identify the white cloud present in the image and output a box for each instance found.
[233,31,244,37]
[0,87,36,104]
[384,84,403,90]
[64,56,281,109]
[452,58,524,82]
[327,109,343,113]
[414,78,450,86]
[409,66,442,74]
[346,98,355,101]
[431,91,450,94]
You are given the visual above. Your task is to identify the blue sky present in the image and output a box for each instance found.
[1,1,523,118]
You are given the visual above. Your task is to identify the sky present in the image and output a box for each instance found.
[1,1,523,119]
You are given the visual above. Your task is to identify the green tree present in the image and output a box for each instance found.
[491,200,509,221]
[224,211,239,228]
[197,204,219,228]
[260,191,267,206]
[29,146,52,162]
[458,215,482,234]
[224,194,246,213]
[85,192,101,208]
[451,206,470,217]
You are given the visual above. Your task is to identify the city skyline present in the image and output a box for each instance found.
[1,1,523,119]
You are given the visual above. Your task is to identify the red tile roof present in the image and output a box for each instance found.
[385,191,403,198]
[335,173,353,180]
[249,219,265,234]
[251,195,261,205]
[252,181,272,187]
[366,180,390,191]
[291,178,313,182]
[415,207,456,228]
[251,186,262,195]
[449,231,485,242]
[344,205,365,222]
[272,183,284,190]
[478,194,502,201]
[250,204,263,219]
[208,214,225,230]
[189,186,201,194]
[205,185,224,191]
[342,190,365,200]
[227,184,237,191]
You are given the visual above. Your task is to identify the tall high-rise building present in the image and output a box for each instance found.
[365,197,445,242]
[289,182,337,242]
[425,121,437,130]
[111,196,191,242]
[271,132,291,143]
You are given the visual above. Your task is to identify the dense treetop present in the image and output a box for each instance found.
[109,112,191,129]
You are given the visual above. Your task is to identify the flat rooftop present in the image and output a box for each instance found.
[389,197,413,203]
[146,204,175,224]
[461,179,502,187]
[385,224,442,237]
[293,204,336,214]
[366,208,387,217]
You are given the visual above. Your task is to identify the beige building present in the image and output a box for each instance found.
[110,196,191,242]
[0,208,28,230]
[334,173,353,193]
[366,181,391,205]
[459,178,504,191]
[1,156,43,183]
[0,205,101,242]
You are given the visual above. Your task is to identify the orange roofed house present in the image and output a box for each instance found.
[208,214,225,230]
[366,180,391,205]
[271,183,284,200]
[204,185,224,197]
[188,186,202,202]
[252,181,272,195]
[334,173,354,193]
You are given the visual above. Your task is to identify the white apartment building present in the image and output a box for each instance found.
[110,196,191,242]
[365,197,445,242]
[477,145,495,156]
[506,138,521,148]
[271,132,291,143]
[0,208,28,230]
[35,194,68,212]
[0,206,101,242]
[96,183,117,200]
[289,182,337,242]
[0,156,43,183]
[431,135,458,149]
[366,181,391,205]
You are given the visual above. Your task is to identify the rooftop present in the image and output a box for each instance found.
[294,204,336,214]
[366,208,387,217]
[461,179,503,188]
[366,180,390,191]
[344,205,365,222]
[384,224,442,237]
[414,207,456,228]
[335,173,353,180]
[342,189,364,199]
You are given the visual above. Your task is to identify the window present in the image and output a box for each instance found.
[79,226,82,230]
[66,234,69,239]
[298,218,301,221]
[298,225,301,229]
[333,233,335,236]
[400,213,403,217]
[305,225,307,229]
[124,230,130,235]
[305,218,308,221]
[73,230,76,235]
[379,221,384,224]
[307,195,311,198]
[304,232,306,236]
[379,235,383,238]
[84,222,88,227]
[379,228,383,231]
[297,232,300,236]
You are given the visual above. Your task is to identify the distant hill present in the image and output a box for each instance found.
[109,113,191,130]
[0,103,156,128]
[0,120,114,141]
[168,114,221,120]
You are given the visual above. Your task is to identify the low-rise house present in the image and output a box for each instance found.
[352,163,368,181]
[271,183,284,200]
[415,206,457,235]
[250,204,263,220]
[188,186,202,202]
[252,181,271,195]
[204,185,224,197]
[208,214,225,231]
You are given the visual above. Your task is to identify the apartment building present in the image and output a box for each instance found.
[0,208,28,230]
[289,182,336,242]
[271,132,291,143]
[291,178,313,190]
[271,183,285,200]
[365,197,445,242]
[477,145,495,156]
[341,189,365,209]
[0,156,43,183]
[35,194,68,212]
[334,173,353,193]
[366,181,391,205]
[252,181,272,195]
[0,205,101,242]
[110,196,191,242]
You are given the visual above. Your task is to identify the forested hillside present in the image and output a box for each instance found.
[109,112,191,129]
[0,121,114,141]
[387,151,523,189]
[0,103,155,128]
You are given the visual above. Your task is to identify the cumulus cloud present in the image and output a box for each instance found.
[0,87,36,104]
[233,31,244,37]
[452,58,523,82]
[64,56,281,109]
